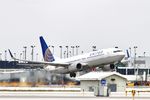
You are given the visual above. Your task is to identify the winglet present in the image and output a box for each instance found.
[126,49,130,58]
[8,49,16,60]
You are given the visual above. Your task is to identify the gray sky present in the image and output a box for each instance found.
[0,0,150,60]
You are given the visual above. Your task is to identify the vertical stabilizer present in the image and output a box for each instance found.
[39,36,55,62]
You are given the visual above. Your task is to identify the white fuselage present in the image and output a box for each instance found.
[45,48,125,74]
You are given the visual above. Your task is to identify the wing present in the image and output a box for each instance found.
[8,49,70,67]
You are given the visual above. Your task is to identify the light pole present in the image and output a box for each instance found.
[20,53,22,60]
[76,46,80,55]
[22,51,24,60]
[23,46,27,60]
[14,53,16,61]
[4,50,7,61]
[92,46,96,51]
[71,46,75,56]
[14,53,16,58]
[129,47,132,57]
[81,51,84,54]
[49,45,54,54]
[69,51,72,57]
[128,47,132,67]
[0,53,2,60]
[59,46,62,59]
[31,45,35,61]
[134,46,138,78]
[36,53,38,61]
[144,52,146,67]
[66,46,69,58]
[64,51,66,58]
[51,46,54,55]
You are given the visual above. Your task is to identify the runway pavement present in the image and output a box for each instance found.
[0,96,150,100]
[0,91,150,100]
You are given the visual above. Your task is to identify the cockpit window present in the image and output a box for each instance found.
[113,50,122,53]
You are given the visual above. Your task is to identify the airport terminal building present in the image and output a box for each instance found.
[116,56,150,81]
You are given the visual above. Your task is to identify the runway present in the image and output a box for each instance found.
[0,91,150,100]
[0,96,150,100]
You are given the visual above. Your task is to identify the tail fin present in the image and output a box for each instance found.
[39,36,55,62]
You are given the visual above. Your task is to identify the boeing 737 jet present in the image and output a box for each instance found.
[9,36,125,77]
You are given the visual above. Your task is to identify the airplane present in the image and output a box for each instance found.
[9,36,125,77]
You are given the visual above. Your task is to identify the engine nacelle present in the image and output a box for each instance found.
[76,63,82,70]
[68,63,83,72]
[102,64,115,71]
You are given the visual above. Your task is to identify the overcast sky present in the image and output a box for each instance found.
[0,0,150,60]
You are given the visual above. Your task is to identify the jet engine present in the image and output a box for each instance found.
[68,63,86,77]
[68,63,83,72]
[102,64,115,71]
